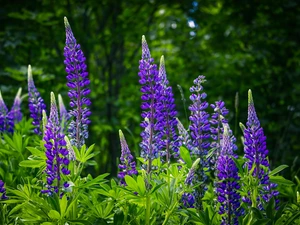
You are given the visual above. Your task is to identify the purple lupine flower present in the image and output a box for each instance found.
[187,75,210,208]
[58,94,70,133]
[156,56,179,161]
[28,65,47,135]
[8,88,22,123]
[181,193,195,208]
[118,130,138,186]
[0,180,8,200]
[64,17,91,149]
[138,35,163,173]
[216,125,242,225]
[243,90,279,208]
[188,75,210,156]
[0,91,14,133]
[210,101,237,167]
[42,92,70,196]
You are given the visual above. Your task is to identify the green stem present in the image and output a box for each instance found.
[162,203,177,225]
[145,194,151,225]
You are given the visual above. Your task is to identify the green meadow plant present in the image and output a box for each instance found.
[0,17,299,225]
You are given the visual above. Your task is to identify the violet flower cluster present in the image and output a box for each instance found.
[8,88,23,124]
[216,125,242,225]
[28,65,47,135]
[138,36,163,173]
[64,17,91,149]
[187,75,210,208]
[243,90,279,208]
[210,101,237,167]
[156,56,179,161]
[188,75,210,157]
[0,91,13,133]
[41,92,70,196]
[118,130,138,186]
[0,180,8,200]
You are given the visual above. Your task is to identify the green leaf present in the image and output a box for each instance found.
[269,165,289,176]
[285,211,300,225]
[266,197,275,220]
[252,218,270,225]
[251,207,263,219]
[26,147,47,158]
[19,159,45,168]
[59,195,68,217]
[180,146,192,168]
[269,176,295,186]
[48,210,61,220]
[0,148,14,155]
[137,175,146,195]
[41,223,56,225]
[77,173,109,188]
[124,175,138,192]
[150,182,165,194]
[68,220,93,225]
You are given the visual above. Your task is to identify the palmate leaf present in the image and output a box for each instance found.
[77,173,109,189]
[19,159,45,168]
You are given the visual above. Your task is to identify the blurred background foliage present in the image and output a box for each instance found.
[0,0,299,178]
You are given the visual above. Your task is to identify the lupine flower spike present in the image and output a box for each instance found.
[42,92,70,196]
[216,125,242,225]
[8,88,23,124]
[28,65,47,135]
[0,91,13,133]
[187,75,210,209]
[138,35,162,173]
[157,56,179,162]
[118,130,138,186]
[243,89,279,209]
[210,101,237,167]
[64,17,91,149]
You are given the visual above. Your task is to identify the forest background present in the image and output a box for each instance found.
[0,0,299,178]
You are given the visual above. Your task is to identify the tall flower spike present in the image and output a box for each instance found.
[188,75,210,156]
[156,56,179,162]
[8,88,22,124]
[188,75,210,209]
[0,91,14,133]
[118,130,138,186]
[216,125,242,225]
[209,101,237,167]
[243,90,279,208]
[64,17,91,149]
[28,65,47,135]
[138,35,162,173]
[42,92,70,196]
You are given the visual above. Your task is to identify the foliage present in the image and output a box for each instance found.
[0,3,299,224]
